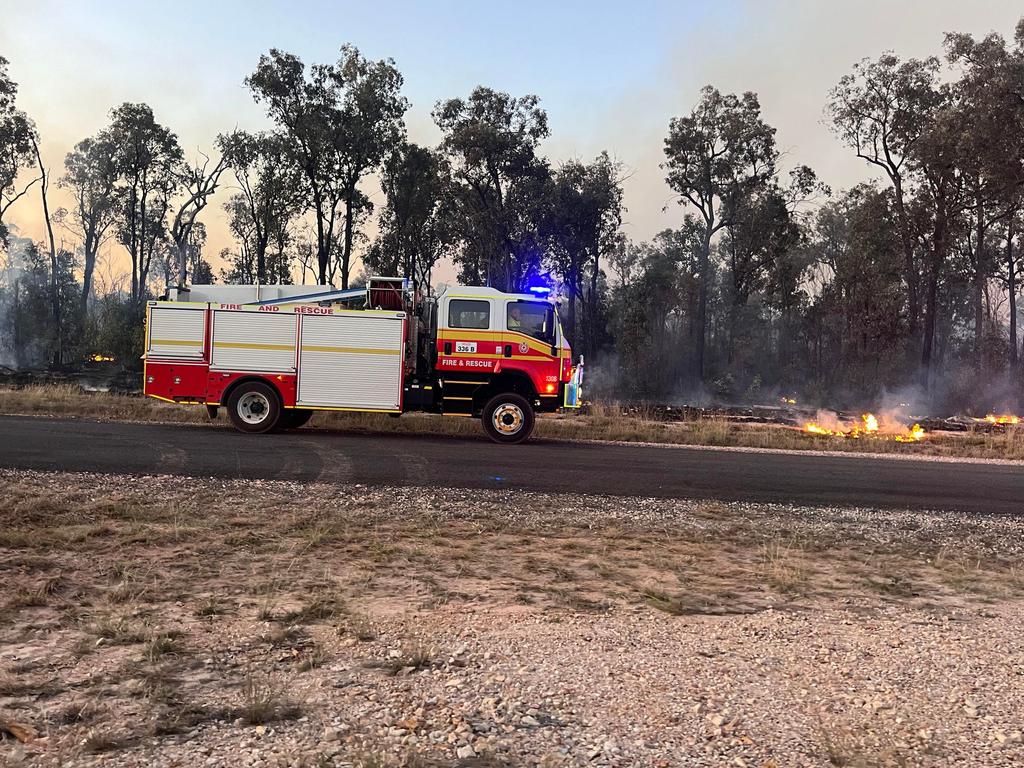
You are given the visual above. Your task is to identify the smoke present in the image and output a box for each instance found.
[0,236,46,370]
[580,351,715,406]
[0,241,23,370]
[578,353,622,401]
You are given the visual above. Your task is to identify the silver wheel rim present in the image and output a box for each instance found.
[492,403,525,436]
[237,392,272,425]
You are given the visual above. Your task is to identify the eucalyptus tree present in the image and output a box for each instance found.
[169,149,228,287]
[826,53,942,349]
[246,45,408,287]
[547,152,624,354]
[218,130,303,284]
[663,86,778,381]
[105,103,184,302]
[945,27,1024,369]
[364,141,452,293]
[0,56,36,246]
[434,86,552,292]
[61,134,118,312]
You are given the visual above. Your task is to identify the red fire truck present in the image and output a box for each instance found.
[143,277,583,444]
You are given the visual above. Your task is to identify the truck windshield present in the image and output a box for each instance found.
[507,301,555,345]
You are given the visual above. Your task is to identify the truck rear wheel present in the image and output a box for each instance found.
[227,381,281,434]
[482,393,535,444]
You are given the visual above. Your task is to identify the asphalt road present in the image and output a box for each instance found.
[0,415,1020,514]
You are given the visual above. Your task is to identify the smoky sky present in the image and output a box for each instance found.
[2,0,1022,283]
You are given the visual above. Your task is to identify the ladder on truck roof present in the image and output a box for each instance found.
[252,287,366,306]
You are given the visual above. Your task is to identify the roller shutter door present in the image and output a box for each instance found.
[147,304,206,359]
[297,313,404,411]
[211,310,297,373]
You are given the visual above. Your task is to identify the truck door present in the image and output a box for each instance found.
[502,299,561,400]
[436,296,500,376]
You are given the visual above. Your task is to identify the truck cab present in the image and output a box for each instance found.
[430,286,576,441]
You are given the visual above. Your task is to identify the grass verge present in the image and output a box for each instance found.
[3,384,1024,460]
[2,469,1023,764]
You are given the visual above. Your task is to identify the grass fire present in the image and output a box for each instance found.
[983,414,1022,425]
[802,412,926,442]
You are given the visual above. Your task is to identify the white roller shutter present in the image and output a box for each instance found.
[211,310,297,373]
[297,313,404,411]
[147,304,206,359]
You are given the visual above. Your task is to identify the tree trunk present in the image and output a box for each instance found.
[33,138,61,367]
[342,196,354,290]
[973,200,986,372]
[314,189,328,285]
[694,230,712,382]
[566,263,577,350]
[129,187,139,302]
[892,177,919,341]
[256,236,268,285]
[81,230,96,318]
[1008,220,1018,371]
[137,190,147,303]
[921,204,948,388]
[175,239,189,288]
[588,241,600,356]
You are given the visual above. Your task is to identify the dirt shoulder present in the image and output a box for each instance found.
[4,384,1024,463]
[2,470,1023,766]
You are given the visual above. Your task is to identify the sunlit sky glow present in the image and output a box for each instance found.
[2,0,1022,285]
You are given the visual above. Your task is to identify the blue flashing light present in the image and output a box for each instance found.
[528,285,552,295]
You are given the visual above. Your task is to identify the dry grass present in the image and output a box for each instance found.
[235,672,302,725]
[4,384,1024,459]
[818,716,927,767]
[759,540,811,594]
[2,470,1024,764]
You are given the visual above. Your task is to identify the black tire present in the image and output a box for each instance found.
[279,408,313,430]
[226,381,282,434]
[481,393,535,444]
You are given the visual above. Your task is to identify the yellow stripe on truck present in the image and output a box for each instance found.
[439,328,558,356]
[300,345,400,355]
[150,338,202,347]
[216,341,294,351]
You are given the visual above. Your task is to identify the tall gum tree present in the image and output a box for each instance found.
[826,53,942,352]
[246,46,408,288]
[61,134,119,313]
[548,152,624,356]
[218,130,303,284]
[945,28,1024,371]
[0,56,37,246]
[663,86,778,382]
[106,103,184,303]
[169,149,228,287]
[364,141,453,293]
[434,86,552,292]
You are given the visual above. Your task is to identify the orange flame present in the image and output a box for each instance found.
[802,412,924,442]
[985,414,1020,425]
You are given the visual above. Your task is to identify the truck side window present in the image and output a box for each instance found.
[507,301,555,345]
[448,299,490,330]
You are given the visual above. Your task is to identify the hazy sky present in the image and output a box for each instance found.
[2,0,1022,284]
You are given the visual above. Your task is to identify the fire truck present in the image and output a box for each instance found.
[143,277,583,444]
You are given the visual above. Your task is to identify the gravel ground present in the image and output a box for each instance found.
[2,470,1023,767]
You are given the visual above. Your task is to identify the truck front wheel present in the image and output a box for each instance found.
[482,393,535,444]
[227,381,282,434]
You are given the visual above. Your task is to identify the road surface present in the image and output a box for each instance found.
[0,415,1020,514]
